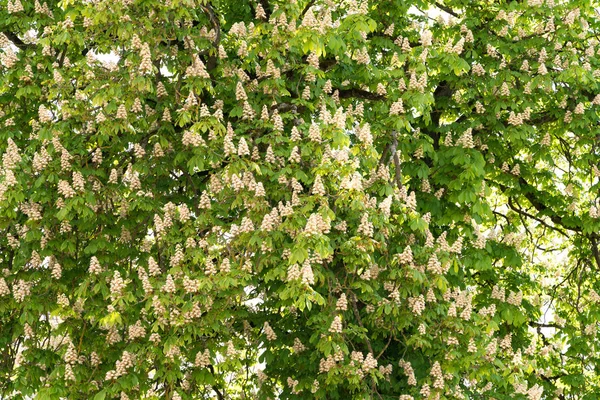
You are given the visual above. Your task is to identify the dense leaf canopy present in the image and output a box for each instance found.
[1,0,600,399]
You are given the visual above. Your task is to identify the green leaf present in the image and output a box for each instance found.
[93,391,107,400]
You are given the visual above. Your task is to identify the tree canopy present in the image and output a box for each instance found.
[1,0,600,399]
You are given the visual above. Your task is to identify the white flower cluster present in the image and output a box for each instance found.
[491,285,505,301]
[7,0,24,13]
[292,337,306,353]
[399,359,417,385]
[0,278,10,296]
[105,351,135,380]
[161,274,176,293]
[408,294,425,316]
[264,322,277,341]
[357,213,373,237]
[430,361,444,389]
[139,43,153,74]
[389,99,404,115]
[336,294,348,311]
[426,253,443,275]
[261,208,281,231]
[304,213,331,236]
[64,343,78,364]
[13,279,31,303]
[356,123,372,145]
[478,304,496,318]
[128,320,146,341]
[408,71,427,92]
[506,290,523,306]
[397,245,413,264]
[455,128,474,148]
[300,261,314,285]
[195,349,211,367]
[328,316,343,333]
[110,271,126,298]
[420,29,433,47]
[362,352,378,372]
[319,354,337,373]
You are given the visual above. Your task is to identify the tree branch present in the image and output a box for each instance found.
[434,2,461,18]
[1,31,31,50]
[506,197,569,238]
[376,334,393,360]
[491,177,582,233]
[350,292,374,355]
[200,3,221,72]
[391,131,403,189]
[207,364,225,400]
[516,176,583,232]
[301,0,316,17]
[529,322,561,329]
[590,236,600,270]
[338,88,385,101]
[426,81,456,151]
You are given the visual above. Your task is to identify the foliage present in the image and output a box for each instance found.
[0,0,599,399]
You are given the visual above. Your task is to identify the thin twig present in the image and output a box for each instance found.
[350,292,374,355]
[376,334,393,359]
